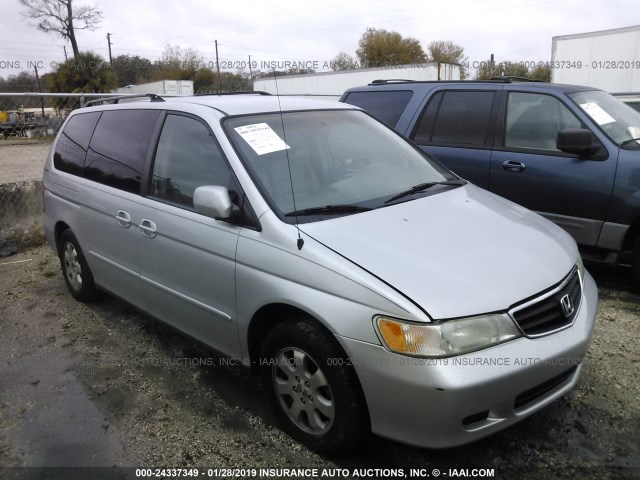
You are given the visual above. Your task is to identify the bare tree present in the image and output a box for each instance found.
[18,0,103,58]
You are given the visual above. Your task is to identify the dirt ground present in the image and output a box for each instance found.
[0,245,638,480]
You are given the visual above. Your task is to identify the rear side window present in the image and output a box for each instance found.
[342,91,413,126]
[413,91,495,146]
[151,114,232,208]
[84,110,161,194]
[53,112,101,176]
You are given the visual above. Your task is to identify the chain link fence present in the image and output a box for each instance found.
[0,93,97,251]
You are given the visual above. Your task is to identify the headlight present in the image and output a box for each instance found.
[375,314,522,358]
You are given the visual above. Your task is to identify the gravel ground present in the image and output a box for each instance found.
[0,245,639,480]
[0,142,50,184]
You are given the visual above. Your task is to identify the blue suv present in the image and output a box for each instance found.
[341,79,640,282]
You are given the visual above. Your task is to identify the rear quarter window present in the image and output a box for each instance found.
[53,112,101,176]
[342,90,413,127]
[413,90,495,146]
[84,109,161,194]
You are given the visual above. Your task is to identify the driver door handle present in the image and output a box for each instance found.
[502,160,526,172]
[115,210,131,228]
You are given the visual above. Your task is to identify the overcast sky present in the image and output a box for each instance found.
[1,0,639,78]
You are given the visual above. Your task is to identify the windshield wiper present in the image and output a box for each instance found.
[384,179,467,204]
[285,204,372,217]
[622,137,640,146]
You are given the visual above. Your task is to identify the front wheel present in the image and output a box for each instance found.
[260,318,368,453]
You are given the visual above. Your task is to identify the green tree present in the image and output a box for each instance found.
[111,55,154,87]
[193,67,216,92]
[220,72,251,92]
[48,52,116,93]
[331,52,357,71]
[501,62,530,78]
[356,28,427,67]
[474,58,495,79]
[193,68,251,94]
[475,59,530,80]
[18,0,102,58]
[530,64,551,82]
[428,40,468,79]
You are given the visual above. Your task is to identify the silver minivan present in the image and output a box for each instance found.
[43,94,598,453]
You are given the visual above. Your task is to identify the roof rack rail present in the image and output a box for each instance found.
[194,91,271,96]
[83,93,165,108]
[367,79,521,86]
[370,79,415,84]
[490,76,542,83]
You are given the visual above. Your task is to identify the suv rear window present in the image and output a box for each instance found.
[84,110,161,194]
[342,91,413,126]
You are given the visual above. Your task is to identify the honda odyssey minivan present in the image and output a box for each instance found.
[43,93,598,452]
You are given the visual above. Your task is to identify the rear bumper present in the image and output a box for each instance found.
[43,210,56,253]
[337,271,598,449]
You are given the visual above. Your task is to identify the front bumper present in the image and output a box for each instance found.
[337,271,598,449]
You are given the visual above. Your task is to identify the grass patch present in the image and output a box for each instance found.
[6,223,46,250]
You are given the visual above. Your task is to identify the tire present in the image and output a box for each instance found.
[58,229,99,302]
[633,238,640,288]
[260,318,368,453]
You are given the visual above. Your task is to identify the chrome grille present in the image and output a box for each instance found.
[510,268,582,337]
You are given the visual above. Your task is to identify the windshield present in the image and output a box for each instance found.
[569,90,640,149]
[224,110,456,222]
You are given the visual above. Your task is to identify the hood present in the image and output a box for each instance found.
[300,184,577,320]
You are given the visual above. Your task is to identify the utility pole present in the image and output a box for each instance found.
[248,55,253,85]
[107,33,113,66]
[215,40,222,94]
[63,45,68,61]
[34,65,45,118]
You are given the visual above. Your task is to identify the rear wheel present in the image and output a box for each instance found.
[59,230,99,301]
[632,238,640,288]
[260,318,368,453]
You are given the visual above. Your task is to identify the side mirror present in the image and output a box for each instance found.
[193,186,238,219]
[556,128,599,156]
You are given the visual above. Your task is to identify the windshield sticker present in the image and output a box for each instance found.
[580,102,615,125]
[234,123,290,155]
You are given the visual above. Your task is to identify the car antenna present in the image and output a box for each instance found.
[273,70,304,250]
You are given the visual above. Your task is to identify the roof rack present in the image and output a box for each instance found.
[194,91,271,96]
[490,76,542,82]
[83,93,165,108]
[370,79,415,84]
[367,79,524,86]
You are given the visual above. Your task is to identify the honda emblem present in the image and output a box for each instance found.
[560,294,574,317]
